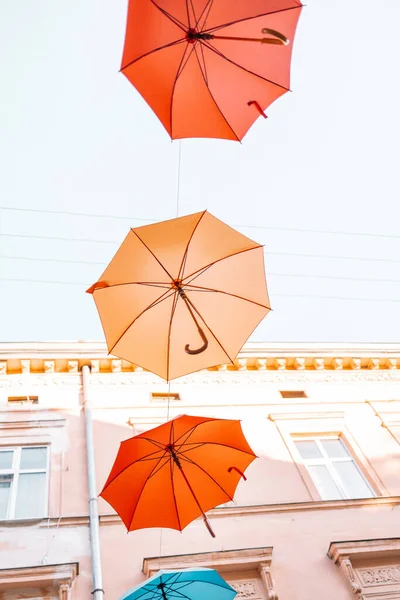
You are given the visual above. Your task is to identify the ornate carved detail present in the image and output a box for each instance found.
[67,361,78,373]
[229,580,261,599]
[20,360,31,374]
[111,360,122,373]
[358,566,400,586]
[313,358,325,370]
[59,583,71,599]
[237,359,248,371]
[255,359,267,371]
[386,358,397,370]
[90,359,100,373]
[275,359,286,371]
[259,563,278,600]
[351,358,361,370]
[0,361,7,375]
[44,360,55,374]
[368,359,380,370]
[294,358,305,370]
[332,358,343,370]
[340,558,364,599]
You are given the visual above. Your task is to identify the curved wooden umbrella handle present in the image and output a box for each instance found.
[228,466,247,481]
[185,327,209,355]
[261,28,289,45]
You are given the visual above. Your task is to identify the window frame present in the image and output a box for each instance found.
[0,445,50,520]
[293,435,375,500]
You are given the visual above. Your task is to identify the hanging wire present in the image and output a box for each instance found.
[1,204,400,240]
[159,141,181,568]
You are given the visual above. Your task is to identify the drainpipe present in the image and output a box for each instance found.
[82,364,105,599]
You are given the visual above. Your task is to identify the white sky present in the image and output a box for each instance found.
[1,0,399,343]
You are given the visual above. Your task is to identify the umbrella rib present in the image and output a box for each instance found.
[166,289,179,381]
[186,284,271,310]
[203,4,302,35]
[121,38,187,73]
[181,440,256,456]
[126,449,171,532]
[170,43,197,138]
[170,450,183,531]
[182,245,263,283]
[185,0,191,29]
[179,454,234,501]
[108,288,175,356]
[151,0,188,32]
[177,211,207,283]
[92,282,173,292]
[192,48,240,141]
[196,0,215,30]
[131,229,174,281]
[147,455,173,479]
[197,42,209,85]
[201,39,290,92]
[102,446,169,491]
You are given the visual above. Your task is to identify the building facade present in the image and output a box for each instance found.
[1,342,400,600]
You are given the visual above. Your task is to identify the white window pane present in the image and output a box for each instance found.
[321,439,349,458]
[334,461,374,499]
[0,475,12,519]
[295,440,323,459]
[0,451,13,470]
[14,473,47,518]
[308,465,343,500]
[20,447,47,470]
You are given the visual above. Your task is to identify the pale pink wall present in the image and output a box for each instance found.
[1,351,400,599]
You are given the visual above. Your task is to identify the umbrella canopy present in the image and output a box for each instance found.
[120,0,303,140]
[87,210,270,381]
[120,568,237,600]
[100,414,257,537]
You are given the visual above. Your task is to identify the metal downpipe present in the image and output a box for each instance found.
[82,364,104,599]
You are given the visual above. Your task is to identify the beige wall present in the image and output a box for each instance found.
[0,342,400,599]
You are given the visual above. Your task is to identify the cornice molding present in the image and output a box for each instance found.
[0,562,78,592]
[1,370,400,389]
[328,538,400,564]
[143,547,273,577]
[0,343,398,376]
[1,497,397,531]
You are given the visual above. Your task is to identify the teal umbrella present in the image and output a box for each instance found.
[120,568,237,600]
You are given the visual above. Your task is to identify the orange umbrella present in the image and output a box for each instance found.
[100,414,256,536]
[120,0,303,140]
[87,210,270,381]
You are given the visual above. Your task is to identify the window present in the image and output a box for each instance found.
[279,390,307,399]
[150,392,180,402]
[0,446,49,520]
[7,396,38,405]
[294,437,374,500]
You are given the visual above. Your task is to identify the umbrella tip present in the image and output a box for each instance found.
[86,281,110,294]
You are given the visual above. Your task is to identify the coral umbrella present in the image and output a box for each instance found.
[120,568,237,600]
[120,0,303,140]
[100,414,257,537]
[86,210,271,381]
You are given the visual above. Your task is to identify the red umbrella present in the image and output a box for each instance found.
[120,0,303,140]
